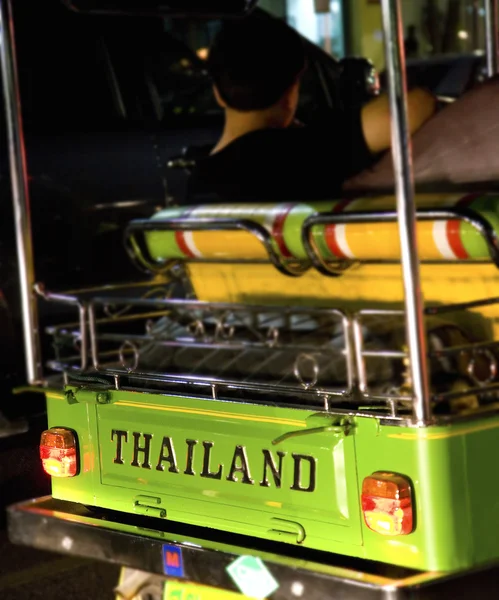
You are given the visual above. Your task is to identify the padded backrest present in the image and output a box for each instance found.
[126,194,499,339]
[142,194,499,264]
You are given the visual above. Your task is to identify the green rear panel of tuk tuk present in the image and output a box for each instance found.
[46,388,499,572]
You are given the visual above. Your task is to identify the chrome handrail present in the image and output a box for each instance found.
[381,0,431,425]
[125,217,310,277]
[485,0,499,76]
[302,207,499,276]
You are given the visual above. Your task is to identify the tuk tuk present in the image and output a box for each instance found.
[5,0,499,598]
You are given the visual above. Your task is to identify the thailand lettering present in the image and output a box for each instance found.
[111,429,317,492]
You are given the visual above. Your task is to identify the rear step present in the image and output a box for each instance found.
[8,496,499,599]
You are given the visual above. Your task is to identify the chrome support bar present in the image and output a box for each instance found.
[125,217,310,278]
[485,0,499,76]
[35,284,89,372]
[381,0,431,425]
[302,207,499,271]
[0,0,42,384]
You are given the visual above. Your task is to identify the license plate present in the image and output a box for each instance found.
[164,581,253,599]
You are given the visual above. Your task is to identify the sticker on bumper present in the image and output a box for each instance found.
[164,581,252,599]
[162,544,184,578]
[226,555,279,599]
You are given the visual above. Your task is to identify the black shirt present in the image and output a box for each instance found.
[186,106,374,204]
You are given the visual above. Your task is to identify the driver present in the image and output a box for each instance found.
[186,15,436,203]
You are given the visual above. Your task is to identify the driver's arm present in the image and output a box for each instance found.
[361,87,437,155]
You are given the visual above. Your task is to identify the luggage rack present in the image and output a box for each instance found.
[37,276,499,419]
[41,282,355,410]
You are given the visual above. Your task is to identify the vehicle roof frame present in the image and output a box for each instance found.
[380,0,498,426]
[1,0,498,426]
[485,0,499,75]
[0,0,42,385]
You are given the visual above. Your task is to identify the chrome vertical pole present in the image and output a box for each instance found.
[381,0,431,425]
[0,0,42,384]
[485,0,499,76]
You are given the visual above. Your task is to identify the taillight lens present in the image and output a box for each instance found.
[40,428,78,478]
[361,472,413,536]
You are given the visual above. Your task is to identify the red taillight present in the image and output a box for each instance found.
[40,428,78,478]
[361,472,413,536]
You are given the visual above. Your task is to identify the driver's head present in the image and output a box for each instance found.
[208,16,306,124]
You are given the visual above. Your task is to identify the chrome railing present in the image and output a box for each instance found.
[37,278,499,420]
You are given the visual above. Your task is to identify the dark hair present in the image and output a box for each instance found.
[207,16,306,111]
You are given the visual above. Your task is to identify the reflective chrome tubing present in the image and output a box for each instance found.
[0,0,42,383]
[381,0,431,425]
[485,0,499,76]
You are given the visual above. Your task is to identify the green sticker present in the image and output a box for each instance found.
[226,556,279,599]
[163,580,247,599]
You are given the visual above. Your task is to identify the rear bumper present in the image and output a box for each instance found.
[7,497,499,599]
